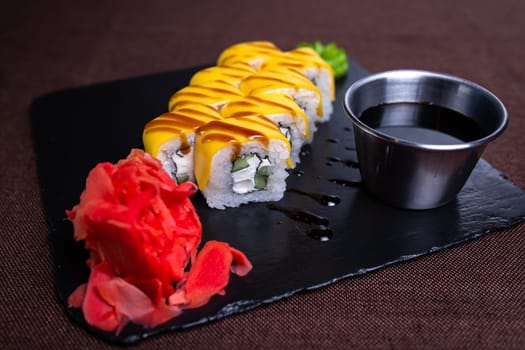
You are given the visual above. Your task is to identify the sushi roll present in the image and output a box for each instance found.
[217,41,282,69]
[168,80,244,112]
[142,104,222,184]
[189,62,256,87]
[260,47,335,121]
[239,67,324,128]
[194,114,293,209]
[141,41,340,210]
[221,93,310,165]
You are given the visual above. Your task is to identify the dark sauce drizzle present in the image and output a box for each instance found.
[267,203,329,226]
[326,156,359,168]
[328,178,362,187]
[299,144,312,157]
[308,225,334,242]
[265,131,361,241]
[267,203,333,242]
[287,188,341,207]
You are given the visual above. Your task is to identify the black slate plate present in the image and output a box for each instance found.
[31,60,525,344]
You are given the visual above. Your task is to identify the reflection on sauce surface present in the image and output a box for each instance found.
[360,102,484,144]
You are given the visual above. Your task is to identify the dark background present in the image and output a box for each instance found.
[1,0,524,349]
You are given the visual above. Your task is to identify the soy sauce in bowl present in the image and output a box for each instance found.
[359,102,484,145]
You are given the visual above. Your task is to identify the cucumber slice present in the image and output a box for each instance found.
[232,154,253,172]
[231,153,271,192]
[254,173,267,190]
[254,158,270,190]
[257,165,269,177]
[176,174,189,184]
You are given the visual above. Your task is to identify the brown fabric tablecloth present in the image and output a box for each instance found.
[1,0,524,348]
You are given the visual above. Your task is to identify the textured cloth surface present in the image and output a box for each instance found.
[1,0,524,349]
